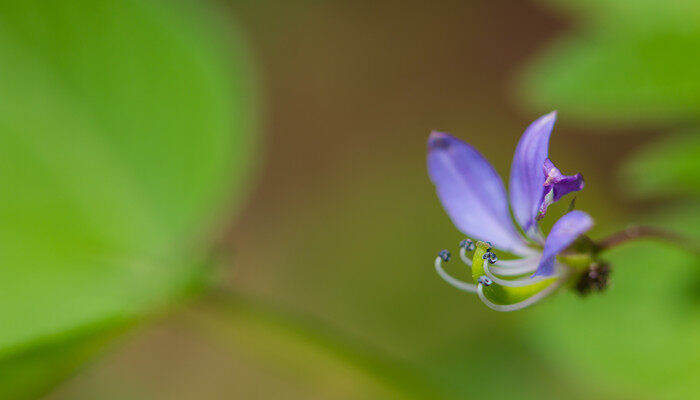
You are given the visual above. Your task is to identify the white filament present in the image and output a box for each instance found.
[487,263,538,276]
[476,276,564,312]
[459,247,473,267]
[482,261,554,288]
[491,255,540,268]
[461,246,539,276]
[434,256,477,293]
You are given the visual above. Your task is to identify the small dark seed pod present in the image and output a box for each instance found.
[575,262,611,296]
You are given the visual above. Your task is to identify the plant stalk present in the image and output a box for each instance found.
[595,226,700,255]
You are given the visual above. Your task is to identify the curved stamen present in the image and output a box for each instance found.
[487,264,538,276]
[459,238,475,251]
[477,276,492,286]
[434,254,477,293]
[483,251,498,264]
[476,276,565,312]
[492,255,540,267]
[483,261,554,287]
[459,239,540,275]
[481,250,542,282]
[465,252,539,275]
[438,249,451,262]
[458,239,476,267]
[459,246,473,267]
[487,255,540,276]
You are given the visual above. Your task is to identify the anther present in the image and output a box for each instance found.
[438,249,451,262]
[477,276,492,286]
[435,253,476,293]
[482,251,498,264]
[459,238,475,251]
[477,276,565,312]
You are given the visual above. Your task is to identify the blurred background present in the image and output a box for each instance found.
[0,0,698,399]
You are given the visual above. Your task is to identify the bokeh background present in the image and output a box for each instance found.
[0,0,699,399]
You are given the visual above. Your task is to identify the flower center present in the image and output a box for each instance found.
[432,238,567,312]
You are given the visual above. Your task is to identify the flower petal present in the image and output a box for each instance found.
[537,158,585,219]
[427,131,532,255]
[509,112,556,239]
[533,210,593,277]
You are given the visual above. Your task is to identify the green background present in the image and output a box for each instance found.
[0,0,698,399]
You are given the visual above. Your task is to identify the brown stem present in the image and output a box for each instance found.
[595,226,700,255]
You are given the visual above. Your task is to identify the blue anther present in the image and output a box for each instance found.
[482,251,498,264]
[478,276,492,286]
[459,238,475,251]
[438,249,451,262]
[488,252,498,264]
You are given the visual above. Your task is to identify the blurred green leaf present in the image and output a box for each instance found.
[0,0,256,394]
[523,207,700,399]
[622,132,700,197]
[0,327,127,400]
[520,0,700,125]
[188,293,442,400]
[523,110,700,398]
[223,151,623,400]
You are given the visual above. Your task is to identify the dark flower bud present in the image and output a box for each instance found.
[575,262,611,296]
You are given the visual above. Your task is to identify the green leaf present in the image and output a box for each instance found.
[39,294,445,399]
[190,294,442,400]
[0,0,256,386]
[521,72,700,395]
[520,0,700,125]
[621,132,700,197]
[523,205,700,398]
[0,326,127,400]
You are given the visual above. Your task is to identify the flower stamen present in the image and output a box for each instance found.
[476,277,565,312]
[483,259,554,287]
[487,263,538,276]
[438,249,451,262]
[459,246,473,267]
[459,237,539,275]
[459,239,475,251]
[482,251,498,263]
[477,249,554,287]
[434,251,476,293]
[477,276,492,286]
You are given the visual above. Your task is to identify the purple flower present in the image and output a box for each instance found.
[539,158,584,221]
[428,112,593,311]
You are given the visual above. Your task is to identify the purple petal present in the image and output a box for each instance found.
[537,158,585,219]
[509,112,556,239]
[427,131,532,255]
[533,210,593,277]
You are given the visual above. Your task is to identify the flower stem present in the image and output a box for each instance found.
[595,226,700,255]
